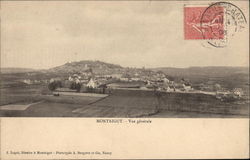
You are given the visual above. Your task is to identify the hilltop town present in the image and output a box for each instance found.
[47,60,195,92]
[43,61,245,101]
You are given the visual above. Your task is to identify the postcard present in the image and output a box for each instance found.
[0,0,249,159]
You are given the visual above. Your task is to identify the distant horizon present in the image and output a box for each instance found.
[1,59,249,70]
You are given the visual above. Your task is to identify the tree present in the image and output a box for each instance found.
[75,83,82,92]
[48,82,56,91]
[70,81,82,92]
[48,80,62,91]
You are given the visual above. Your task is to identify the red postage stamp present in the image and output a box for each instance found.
[184,6,224,40]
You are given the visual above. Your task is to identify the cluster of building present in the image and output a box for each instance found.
[215,88,244,100]
[21,63,244,98]
[60,69,194,93]
[57,69,244,99]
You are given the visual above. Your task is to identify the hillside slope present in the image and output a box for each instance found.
[49,60,124,74]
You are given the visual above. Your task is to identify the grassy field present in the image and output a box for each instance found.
[93,89,249,116]
[0,94,104,117]
[159,92,249,115]
[0,85,249,117]
[0,85,45,106]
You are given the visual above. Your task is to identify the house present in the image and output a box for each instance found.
[174,83,184,90]
[163,78,170,83]
[233,88,243,97]
[68,76,73,81]
[23,79,32,84]
[183,84,192,91]
[86,78,96,88]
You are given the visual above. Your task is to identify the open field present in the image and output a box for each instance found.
[0,100,247,118]
[0,85,249,117]
[0,85,45,106]
[0,94,104,117]
[93,89,249,116]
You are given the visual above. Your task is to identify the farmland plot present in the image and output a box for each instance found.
[0,85,45,106]
[0,86,249,117]
[90,89,249,117]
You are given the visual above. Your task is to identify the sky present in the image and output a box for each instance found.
[1,1,249,69]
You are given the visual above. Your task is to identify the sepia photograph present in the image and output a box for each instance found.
[0,0,249,159]
[0,0,249,118]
